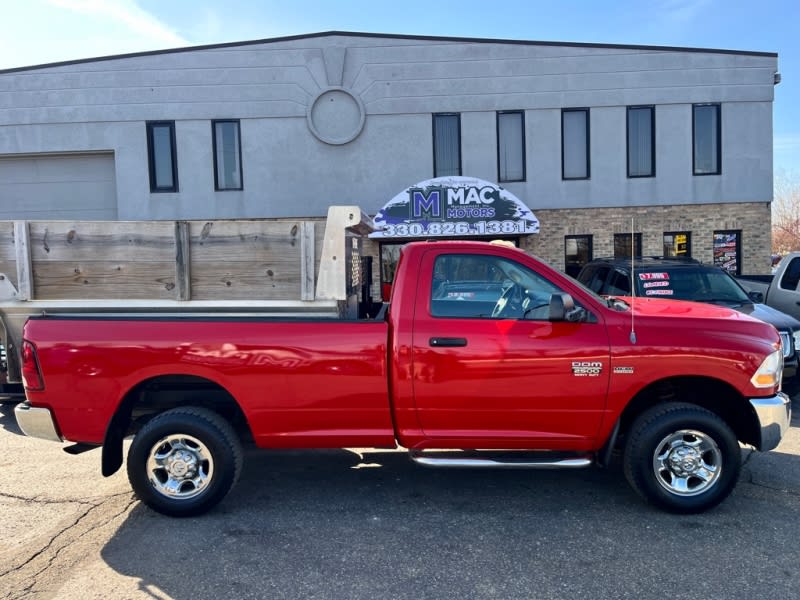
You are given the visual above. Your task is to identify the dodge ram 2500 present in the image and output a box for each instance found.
[15,241,791,516]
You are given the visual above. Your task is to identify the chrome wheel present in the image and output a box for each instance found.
[652,429,722,497]
[146,434,214,499]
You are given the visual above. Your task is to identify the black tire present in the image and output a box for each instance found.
[623,402,741,514]
[127,406,243,517]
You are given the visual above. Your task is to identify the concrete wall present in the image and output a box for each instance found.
[0,34,777,221]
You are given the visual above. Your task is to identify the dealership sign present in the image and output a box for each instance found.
[370,176,539,238]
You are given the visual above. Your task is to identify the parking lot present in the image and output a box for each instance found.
[1,387,799,600]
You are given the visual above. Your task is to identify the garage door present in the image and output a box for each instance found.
[0,152,117,220]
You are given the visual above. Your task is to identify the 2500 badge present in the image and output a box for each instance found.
[572,361,603,376]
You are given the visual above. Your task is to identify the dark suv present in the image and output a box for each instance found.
[576,256,800,379]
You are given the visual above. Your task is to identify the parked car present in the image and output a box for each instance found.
[736,251,800,321]
[576,256,800,379]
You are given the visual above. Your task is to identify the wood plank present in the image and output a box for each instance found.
[190,262,301,301]
[313,218,325,286]
[188,219,305,301]
[189,220,303,263]
[28,221,175,262]
[0,221,17,285]
[300,221,315,300]
[175,221,191,301]
[33,261,176,300]
[0,221,15,261]
[14,222,33,300]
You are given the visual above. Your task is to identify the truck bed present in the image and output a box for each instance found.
[23,315,395,448]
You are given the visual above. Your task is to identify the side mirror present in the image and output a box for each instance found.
[548,293,587,322]
[748,290,764,303]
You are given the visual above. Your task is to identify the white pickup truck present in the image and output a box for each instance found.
[737,251,800,321]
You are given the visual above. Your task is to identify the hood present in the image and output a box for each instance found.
[615,296,780,352]
[623,296,756,321]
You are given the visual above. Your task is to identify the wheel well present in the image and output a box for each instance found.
[616,376,759,448]
[101,374,252,477]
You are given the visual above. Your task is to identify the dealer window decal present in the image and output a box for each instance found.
[640,272,675,295]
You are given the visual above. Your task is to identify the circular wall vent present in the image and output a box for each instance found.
[306,87,366,145]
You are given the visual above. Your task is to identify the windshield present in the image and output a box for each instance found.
[635,268,750,303]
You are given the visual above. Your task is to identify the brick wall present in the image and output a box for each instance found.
[520,202,773,275]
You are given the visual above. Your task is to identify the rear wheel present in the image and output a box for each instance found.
[127,406,243,517]
[623,403,741,513]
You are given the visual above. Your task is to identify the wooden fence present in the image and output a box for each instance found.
[0,218,325,302]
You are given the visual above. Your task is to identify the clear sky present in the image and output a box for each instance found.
[1,0,798,175]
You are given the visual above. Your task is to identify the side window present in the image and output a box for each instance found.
[607,270,631,295]
[588,266,611,294]
[780,257,800,291]
[430,254,562,320]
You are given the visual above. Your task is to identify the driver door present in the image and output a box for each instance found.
[412,249,610,446]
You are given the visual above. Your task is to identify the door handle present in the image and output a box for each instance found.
[429,337,468,347]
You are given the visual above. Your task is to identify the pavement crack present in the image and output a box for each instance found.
[0,494,136,600]
[0,491,97,506]
[747,479,800,496]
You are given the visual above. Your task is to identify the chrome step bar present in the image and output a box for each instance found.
[409,451,593,469]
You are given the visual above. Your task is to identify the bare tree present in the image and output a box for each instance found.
[773,170,800,254]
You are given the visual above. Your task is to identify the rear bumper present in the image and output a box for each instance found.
[749,393,792,452]
[14,402,63,442]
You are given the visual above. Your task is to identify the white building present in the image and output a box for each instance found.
[0,31,779,280]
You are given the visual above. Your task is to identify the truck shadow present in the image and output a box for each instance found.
[0,402,22,435]
[99,443,800,600]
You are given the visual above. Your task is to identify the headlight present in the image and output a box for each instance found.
[751,349,783,389]
[794,330,800,352]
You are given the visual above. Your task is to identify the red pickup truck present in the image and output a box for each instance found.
[15,241,791,516]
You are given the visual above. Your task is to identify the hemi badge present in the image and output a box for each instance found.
[613,367,634,374]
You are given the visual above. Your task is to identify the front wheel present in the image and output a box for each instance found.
[623,403,741,513]
[127,407,243,517]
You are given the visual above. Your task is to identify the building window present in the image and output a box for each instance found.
[212,120,243,191]
[627,106,655,178]
[497,111,525,182]
[713,230,741,275]
[693,104,721,175]
[614,233,642,259]
[663,232,691,257]
[146,121,178,192]
[562,108,590,180]
[564,235,592,278]
[433,113,461,177]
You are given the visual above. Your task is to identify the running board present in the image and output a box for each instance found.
[409,450,593,469]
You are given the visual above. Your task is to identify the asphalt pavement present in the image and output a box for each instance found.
[1,385,799,600]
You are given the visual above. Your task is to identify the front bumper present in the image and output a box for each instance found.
[749,393,792,451]
[14,402,63,442]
